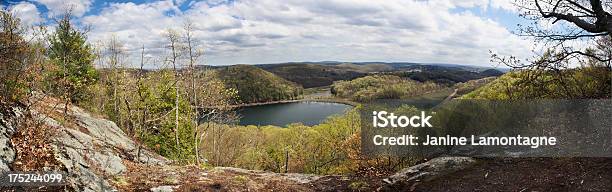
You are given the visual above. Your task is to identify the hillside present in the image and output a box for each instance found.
[253,62,505,88]
[0,94,168,191]
[331,75,444,102]
[390,65,504,84]
[256,63,366,88]
[453,77,498,97]
[462,67,611,99]
[217,65,303,103]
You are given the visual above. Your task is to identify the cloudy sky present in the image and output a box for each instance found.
[2,0,533,67]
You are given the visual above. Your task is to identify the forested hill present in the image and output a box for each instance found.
[256,63,366,88]
[389,65,504,85]
[462,67,611,100]
[217,65,303,104]
[253,62,504,88]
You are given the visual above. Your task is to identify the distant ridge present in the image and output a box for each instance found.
[192,61,510,72]
[189,61,508,88]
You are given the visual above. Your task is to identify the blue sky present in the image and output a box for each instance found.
[2,0,532,68]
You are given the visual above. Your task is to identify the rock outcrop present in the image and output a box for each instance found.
[0,97,168,192]
[214,167,323,184]
[0,104,22,173]
[117,165,338,192]
[383,156,477,188]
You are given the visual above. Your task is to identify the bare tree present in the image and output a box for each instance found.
[0,10,29,102]
[103,35,126,128]
[487,0,612,99]
[510,0,612,67]
[135,44,152,161]
[183,21,206,164]
[165,29,182,153]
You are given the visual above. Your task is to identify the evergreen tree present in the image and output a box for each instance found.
[47,14,98,104]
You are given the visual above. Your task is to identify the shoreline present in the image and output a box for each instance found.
[232,98,358,108]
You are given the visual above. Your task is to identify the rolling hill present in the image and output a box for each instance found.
[202,62,506,96]
[217,65,303,103]
[254,62,505,87]
[389,65,504,84]
[255,63,366,88]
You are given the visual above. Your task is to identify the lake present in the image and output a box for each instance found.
[237,101,353,126]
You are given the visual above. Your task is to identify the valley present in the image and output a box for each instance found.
[218,62,500,126]
[2,1,611,191]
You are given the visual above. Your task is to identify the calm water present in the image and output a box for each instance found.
[238,101,352,126]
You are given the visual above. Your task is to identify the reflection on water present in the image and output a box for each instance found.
[238,101,352,126]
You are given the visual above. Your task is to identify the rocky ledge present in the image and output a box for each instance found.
[0,96,167,191]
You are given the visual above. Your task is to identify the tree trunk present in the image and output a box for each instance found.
[285,149,289,173]
[175,79,180,153]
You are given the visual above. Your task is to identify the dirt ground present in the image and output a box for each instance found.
[388,157,612,192]
[111,157,612,192]
[2,158,610,191]
[114,162,387,192]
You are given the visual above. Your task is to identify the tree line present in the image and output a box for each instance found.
[0,10,239,164]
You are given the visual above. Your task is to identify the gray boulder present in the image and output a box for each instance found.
[1,98,168,192]
[47,104,168,191]
[214,167,323,184]
[150,185,179,192]
[0,106,22,173]
[383,157,477,185]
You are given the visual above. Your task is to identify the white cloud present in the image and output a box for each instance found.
[33,0,93,17]
[81,1,179,55]
[489,0,518,12]
[9,2,43,26]
[77,0,530,67]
